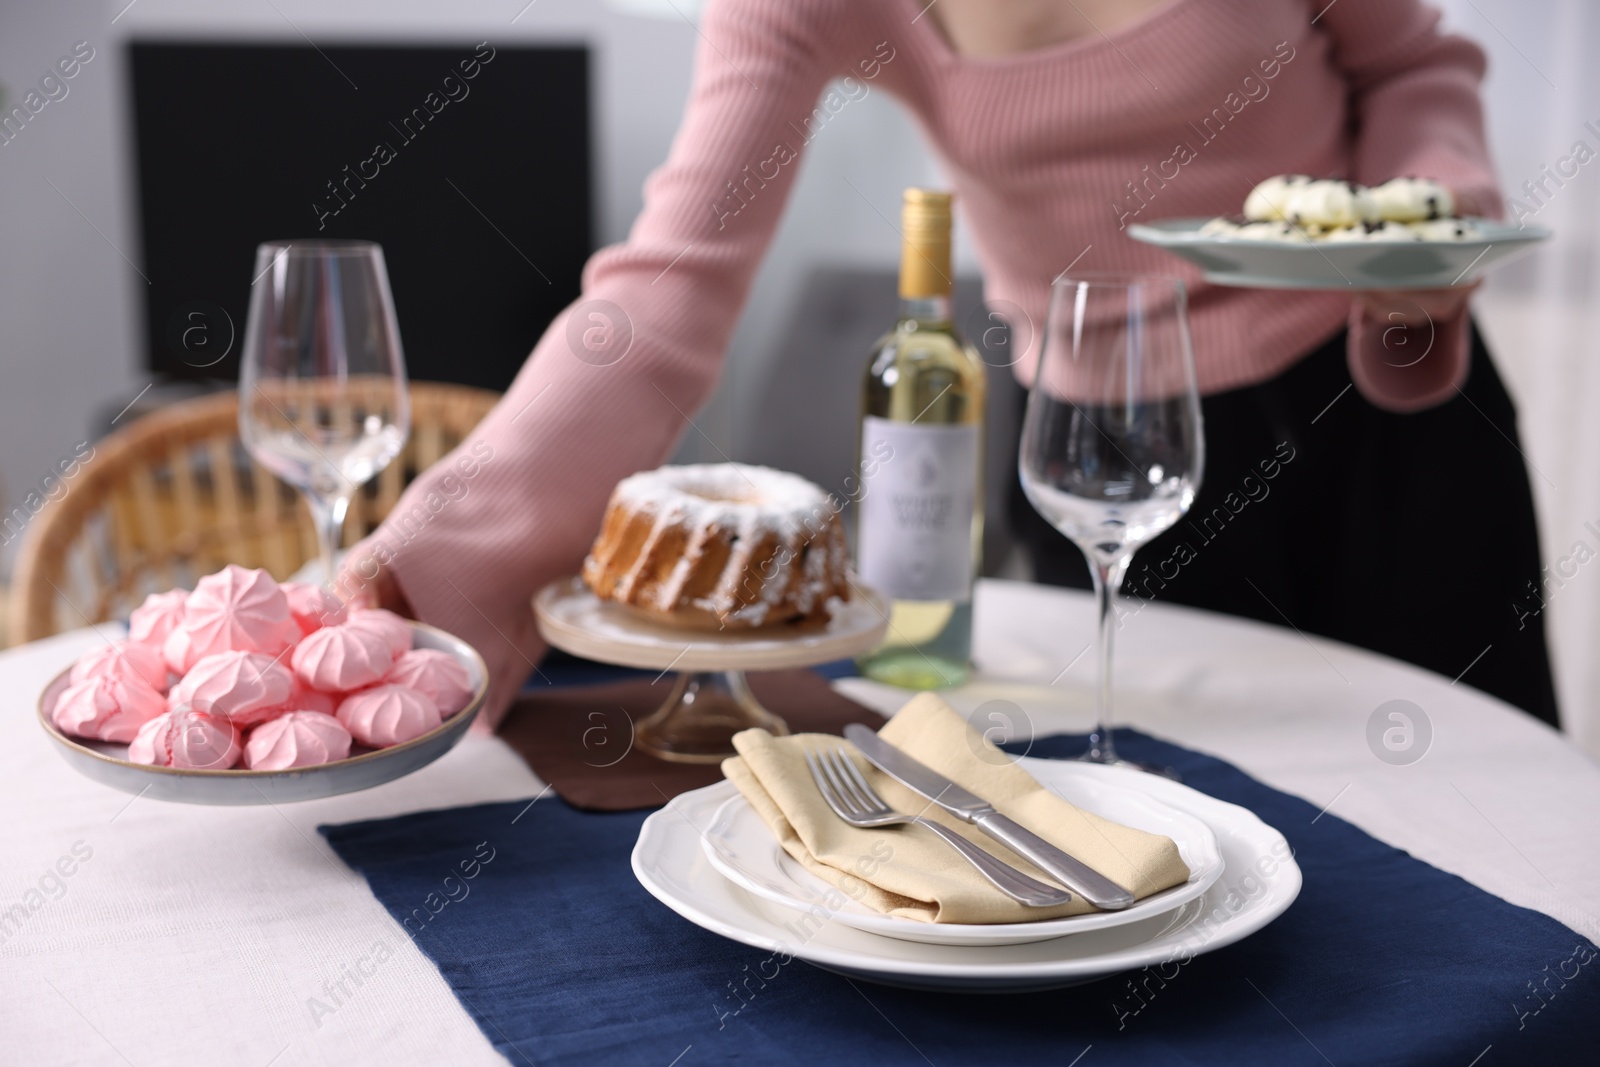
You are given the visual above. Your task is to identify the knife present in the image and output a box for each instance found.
[843,723,1136,910]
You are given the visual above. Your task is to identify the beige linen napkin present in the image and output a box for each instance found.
[721,693,1190,924]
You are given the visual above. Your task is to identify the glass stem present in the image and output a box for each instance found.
[1086,553,1132,763]
[306,492,351,587]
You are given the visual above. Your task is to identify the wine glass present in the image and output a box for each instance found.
[1018,274,1204,768]
[239,240,410,585]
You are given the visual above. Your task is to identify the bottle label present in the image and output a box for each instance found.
[857,416,978,602]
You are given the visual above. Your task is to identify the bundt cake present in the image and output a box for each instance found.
[581,464,850,630]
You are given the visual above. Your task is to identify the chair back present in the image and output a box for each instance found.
[8,381,499,643]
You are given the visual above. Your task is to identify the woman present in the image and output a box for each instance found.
[343,0,1558,728]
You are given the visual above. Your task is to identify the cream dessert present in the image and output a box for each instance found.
[129,709,242,769]
[244,711,352,770]
[1205,174,1478,243]
[179,565,300,660]
[128,589,188,647]
[1246,177,1377,229]
[53,674,166,743]
[69,640,171,693]
[384,649,475,716]
[1369,177,1454,222]
[162,626,201,675]
[336,684,443,747]
[291,624,396,693]
[1321,220,1422,242]
[287,681,338,718]
[52,567,474,768]
[168,650,295,729]
[282,582,348,636]
[344,608,414,659]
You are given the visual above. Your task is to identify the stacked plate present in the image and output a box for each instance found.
[631,757,1301,991]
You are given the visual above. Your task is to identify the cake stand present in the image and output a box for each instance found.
[534,577,889,764]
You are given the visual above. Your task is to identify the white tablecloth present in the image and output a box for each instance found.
[1,580,1595,1065]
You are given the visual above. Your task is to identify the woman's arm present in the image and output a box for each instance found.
[1319,0,1502,411]
[346,0,851,724]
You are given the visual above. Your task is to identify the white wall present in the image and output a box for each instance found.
[0,0,697,549]
[1433,0,1600,755]
[0,2,141,561]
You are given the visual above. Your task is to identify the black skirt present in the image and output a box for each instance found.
[1008,322,1561,728]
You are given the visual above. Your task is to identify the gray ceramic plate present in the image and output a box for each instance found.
[1129,217,1550,290]
[37,622,487,805]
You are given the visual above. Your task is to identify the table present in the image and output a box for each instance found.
[2,580,1595,1065]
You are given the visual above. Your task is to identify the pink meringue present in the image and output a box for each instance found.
[291,624,395,692]
[52,674,166,743]
[384,649,474,716]
[168,650,294,728]
[288,681,338,718]
[344,608,413,658]
[70,640,171,693]
[336,684,442,747]
[282,582,347,635]
[243,711,352,769]
[163,626,200,675]
[181,564,300,660]
[128,589,188,647]
[129,709,242,769]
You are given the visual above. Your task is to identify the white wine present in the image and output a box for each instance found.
[855,189,986,689]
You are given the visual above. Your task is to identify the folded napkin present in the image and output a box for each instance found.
[721,693,1190,923]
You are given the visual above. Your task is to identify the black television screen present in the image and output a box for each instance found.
[129,40,592,391]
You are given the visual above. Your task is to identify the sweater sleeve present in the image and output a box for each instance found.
[1317,0,1502,412]
[358,0,846,727]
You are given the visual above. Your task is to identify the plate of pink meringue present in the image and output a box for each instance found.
[36,564,488,805]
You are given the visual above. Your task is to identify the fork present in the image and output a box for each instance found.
[805,743,1074,908]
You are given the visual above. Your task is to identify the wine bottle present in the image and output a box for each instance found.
[855,189,986,689]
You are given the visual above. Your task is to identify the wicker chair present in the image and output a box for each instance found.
[8,381,500,644]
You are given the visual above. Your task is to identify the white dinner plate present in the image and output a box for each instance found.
[1129,217,1549,290]
[633,760,1301,991]
[700,760,1224,946]
[37,622,487,805]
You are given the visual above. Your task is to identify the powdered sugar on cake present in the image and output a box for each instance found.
[583,463,850,629]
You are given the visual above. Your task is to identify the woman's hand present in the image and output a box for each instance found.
[1356,283,1479,328]
[1357,184,1482,327]
[336,539,416,617]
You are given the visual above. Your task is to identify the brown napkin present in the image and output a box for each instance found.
[722,693,1191,924]
[498,669,885,811]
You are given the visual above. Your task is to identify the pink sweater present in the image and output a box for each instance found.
[368,0,1501,725]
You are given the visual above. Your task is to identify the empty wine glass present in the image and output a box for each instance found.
[239,240,410,585]
[1018,274,1204,768]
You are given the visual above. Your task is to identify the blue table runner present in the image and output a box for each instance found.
[321,731,1598,1066]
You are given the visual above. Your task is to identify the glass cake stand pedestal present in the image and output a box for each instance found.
[534,577,889,764]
